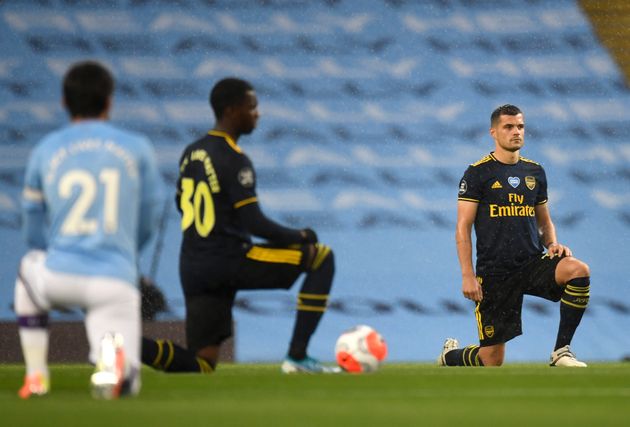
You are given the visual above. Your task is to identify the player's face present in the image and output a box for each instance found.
[490,113,524,153]
[235,90,259,135]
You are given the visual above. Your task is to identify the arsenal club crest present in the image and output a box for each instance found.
[525,176,536,190]
[484,325,495,338]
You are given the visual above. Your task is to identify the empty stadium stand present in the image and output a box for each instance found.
[1,0,629,363]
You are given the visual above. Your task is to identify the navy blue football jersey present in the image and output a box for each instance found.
[176,130,258,256]
[458,152,548,276]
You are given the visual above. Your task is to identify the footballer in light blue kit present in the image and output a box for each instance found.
[23,123,160,283]
[15,61,164,399]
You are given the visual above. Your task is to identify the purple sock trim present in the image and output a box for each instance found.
[18,315,49,328]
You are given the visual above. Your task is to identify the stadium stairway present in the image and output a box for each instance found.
[0,0,629,364]
[580,0,630,84]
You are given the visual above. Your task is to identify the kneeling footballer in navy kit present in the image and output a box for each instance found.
[146,77,337,373]
[439,104,590,367]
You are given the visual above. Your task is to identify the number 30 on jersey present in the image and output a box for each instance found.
[179,178,215,237]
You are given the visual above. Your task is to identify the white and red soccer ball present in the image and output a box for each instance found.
[335,325,387,373]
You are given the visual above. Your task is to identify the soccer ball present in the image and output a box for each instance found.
[335,325,387,373]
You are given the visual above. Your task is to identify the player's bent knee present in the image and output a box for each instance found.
[559,257,590,281]
[116,283,141,312]
[479,346,504,366]
[307,243,334,272]
[574,259,590,278]
[480,355,504,366]
[14,279,45,316]
[300,245,335,296]
[196,345,220,369]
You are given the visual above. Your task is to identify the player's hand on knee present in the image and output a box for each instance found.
[548,242,571,259]
[300,228,318,244]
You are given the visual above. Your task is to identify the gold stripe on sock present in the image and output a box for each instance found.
[152,339,164,368]
[566,284,589,292]
[466,346,475,366]
[163,340,175,370]
[296,304,327,312]
[311,244,331,270]
[197,358,213,374]
[298,293,329,300]
[560,298,588,309]
[564,289,589,297]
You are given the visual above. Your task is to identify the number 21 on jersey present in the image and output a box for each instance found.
[179,178,215,237]
[58,168,120,235]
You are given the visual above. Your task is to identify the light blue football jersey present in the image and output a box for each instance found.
[21,120,164,284]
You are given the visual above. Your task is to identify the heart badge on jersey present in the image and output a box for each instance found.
[508,176,520,188]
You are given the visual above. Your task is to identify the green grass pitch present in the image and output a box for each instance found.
[1,363,629,426]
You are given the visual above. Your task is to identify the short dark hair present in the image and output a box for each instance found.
[63,60,114,118]
[490,104,522,126]
[210,77,254,120]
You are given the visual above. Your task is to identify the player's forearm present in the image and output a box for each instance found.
[138,199,162,250]
[538,222,558,248]
[237,202,304,244]
[455,230,475,278]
